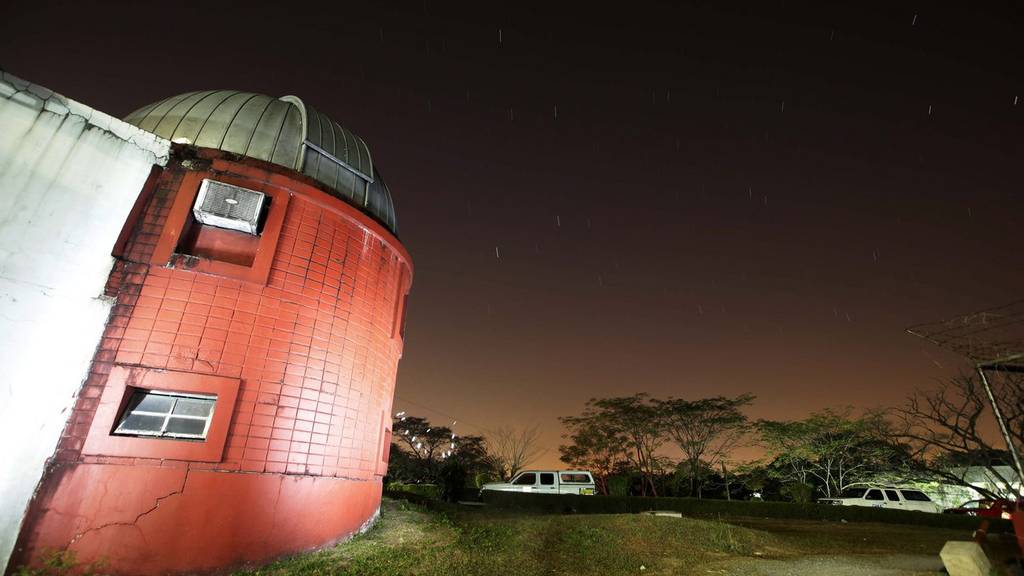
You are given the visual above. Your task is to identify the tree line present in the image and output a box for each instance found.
[386,370,1023,503]
[558,371,1024,501]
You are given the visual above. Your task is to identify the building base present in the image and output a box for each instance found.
[13,463,381,574]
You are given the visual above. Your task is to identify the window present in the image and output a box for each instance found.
[540,473,555,486]
[398,293,410,340]
[83,366,240,461]
[884,490,900,502]
[513,473,536,486]
[382,428,392,462]
[840,488,868,499]
[560,473,592,484]
[900,490,932,502]
[864,489,885,501]
[114,389,216,440]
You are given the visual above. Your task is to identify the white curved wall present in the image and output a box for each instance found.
[0,72,169,572]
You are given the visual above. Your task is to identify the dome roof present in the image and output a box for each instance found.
[124,91,397,234]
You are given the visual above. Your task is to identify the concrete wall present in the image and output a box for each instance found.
[0,72,169,572]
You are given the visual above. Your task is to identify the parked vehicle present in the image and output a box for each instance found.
[817,486,941,513]
[480,470,597,495]
[943,498,1016,519]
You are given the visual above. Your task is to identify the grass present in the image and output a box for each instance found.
[236,498,971,576]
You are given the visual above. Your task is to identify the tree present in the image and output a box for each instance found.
[757,420,814,489]
[385,442,422,483]
[392,416,455,480]
[449,433,492,476]
[670,459,715,498]
[733,461,770,499]
[758,409,900,498]
[559,412,629,495]
[659,394,753,498]
[438,459,468,502]
[889,372,1024,499]
[388,415,489,484]
[485,424,545,481]
[563,394,666,496]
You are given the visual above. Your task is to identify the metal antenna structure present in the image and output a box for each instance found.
[908,300,1024,488]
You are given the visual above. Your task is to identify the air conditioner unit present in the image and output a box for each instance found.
[192,179,266,235]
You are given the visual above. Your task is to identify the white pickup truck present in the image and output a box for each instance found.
[481,470,597,495]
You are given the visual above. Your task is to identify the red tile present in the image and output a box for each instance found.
[114,351,143,364]
[144,341,172,355]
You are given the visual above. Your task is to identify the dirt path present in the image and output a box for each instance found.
[705,554,943,575]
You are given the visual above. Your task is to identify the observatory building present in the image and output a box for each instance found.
[0,74,412,574]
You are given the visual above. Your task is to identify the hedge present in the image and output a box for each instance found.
[480,491,1011,532]
[385,485,480,504]
[386,483,440,500]
[385,489,438,508]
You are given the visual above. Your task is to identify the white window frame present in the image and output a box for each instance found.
[114,389,217,440]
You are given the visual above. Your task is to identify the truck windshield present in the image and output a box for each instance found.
[840,488,868,498]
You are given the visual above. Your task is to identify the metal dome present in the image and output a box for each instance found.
[124,91,397,234]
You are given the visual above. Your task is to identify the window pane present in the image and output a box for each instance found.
[885,490,900,501]
[513,473,536,485]
[114,389,216,440]
[118,413,166,433]
[172,397,215,417]
[865,490,884,501]
[840,488,867,498]
[540,473,555,485]
[165,417,207,437]
[560,473,591,483]
[132,392,175,414]
[901,490,932,502]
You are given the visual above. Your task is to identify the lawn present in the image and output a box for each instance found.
[236,497,974,576]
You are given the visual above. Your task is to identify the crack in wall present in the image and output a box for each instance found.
[1,71,170,163]
[261,476,288,552]
[65,469,190,549]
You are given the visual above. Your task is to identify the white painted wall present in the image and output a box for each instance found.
[0,72,169,572]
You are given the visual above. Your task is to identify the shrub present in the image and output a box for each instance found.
[607,475,630,497]
[474,471,498,488]
[13,550,108,576]
[780,482,815,503]
[386,482,440,499]
[438,461,467,503]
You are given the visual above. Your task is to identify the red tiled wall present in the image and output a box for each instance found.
[57,156,409,477]
[16,151,412,574]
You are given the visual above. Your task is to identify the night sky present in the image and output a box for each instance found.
[4,1,1022,466]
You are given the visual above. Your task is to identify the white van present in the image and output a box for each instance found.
[818,486,941,513]
[481,470,596,495]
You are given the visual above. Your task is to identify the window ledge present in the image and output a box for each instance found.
[152,171,289,285]
[82,365,240,462]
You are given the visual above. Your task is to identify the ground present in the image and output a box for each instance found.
[235,498,976,576]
